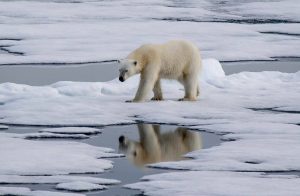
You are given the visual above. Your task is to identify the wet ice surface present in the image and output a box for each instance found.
[0,124,221,195]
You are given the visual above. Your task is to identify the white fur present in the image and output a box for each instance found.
[118,40,202,102]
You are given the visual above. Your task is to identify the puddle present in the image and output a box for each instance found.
[1,123,221,195]
[0,58,299,85]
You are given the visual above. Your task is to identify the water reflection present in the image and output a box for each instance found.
[118,124,202,167]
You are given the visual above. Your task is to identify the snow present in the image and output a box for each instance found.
[0,0,300,65]
[56,181,107,191]
[41,127,101,134]
[125,171,300,196]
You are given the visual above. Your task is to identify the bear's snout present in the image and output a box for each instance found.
[119,135,125,143]
[119,76,125,82]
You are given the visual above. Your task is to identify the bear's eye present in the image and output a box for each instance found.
[133,61,137,66]
[125,70,128,73]
[133,151,137,156]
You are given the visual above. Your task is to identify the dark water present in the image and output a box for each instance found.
[0,62,119,86]
[2,124,221,195]
[223,58,300,75]
[0,58,299,85]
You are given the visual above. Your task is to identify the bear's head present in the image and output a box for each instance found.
[117,59,141,82]
[118,135,147,166]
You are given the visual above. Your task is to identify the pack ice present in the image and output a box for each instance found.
[0,0,300,64]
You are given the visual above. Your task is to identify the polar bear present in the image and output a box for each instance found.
[118,124,202,166]
[118,40,202,102]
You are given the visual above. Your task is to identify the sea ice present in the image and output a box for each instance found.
[0,186,84,196]
[0,174,120,185]
[0,125,8,129]
[126,171,300,196]
[0,0,299,64]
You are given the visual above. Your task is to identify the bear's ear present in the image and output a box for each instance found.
[133,61,137,66]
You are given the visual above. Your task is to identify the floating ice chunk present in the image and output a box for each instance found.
[31,191,84,196]
[41,127,102,134]
[56,181,107,191]
[0,186,31,196]
[126,171,300,196]
[0,174,120,185]
[0,136,116,175]
[24,132,89,139]
[0,186,84,196]
[0,125,8,129]
[0,131,89,140]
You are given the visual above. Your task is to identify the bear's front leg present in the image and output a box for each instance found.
[127,75,157,102]
[151,79,163,101]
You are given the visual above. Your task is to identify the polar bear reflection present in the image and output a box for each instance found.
[118,124,202,167]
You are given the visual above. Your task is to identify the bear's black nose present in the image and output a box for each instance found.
[119,135,125,143]
[119,76,124,82]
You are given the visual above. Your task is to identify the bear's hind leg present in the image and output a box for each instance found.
[151,79,163,101]
[197,84,200,97]
[179,74,197,101]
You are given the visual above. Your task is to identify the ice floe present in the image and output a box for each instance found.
[56,181,107,192]
[1,132,90,140]
[0,125,8,129]
[0,60,299,194]
[0,175,120,185]
[41,127,102,134]
[0,134,118,175]
[0,186,84,196]
[0,174,120,185]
